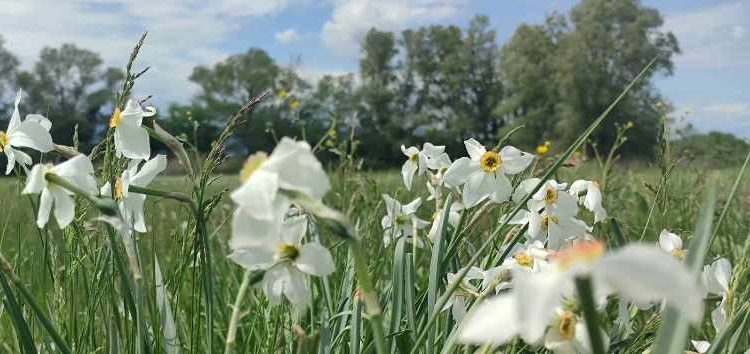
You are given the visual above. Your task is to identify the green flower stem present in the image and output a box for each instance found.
[45,173,117,215]
[127,185,195,207]
[349,239,388,354]
[225,270,265,354]
[574,276,606,354]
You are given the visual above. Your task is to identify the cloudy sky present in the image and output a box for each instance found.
[0,0,748,138]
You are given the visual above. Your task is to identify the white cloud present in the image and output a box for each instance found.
[702,103,750,116]
[0,0,299,106]
[664,1,750,69]
[275,28,300,44]
[321,0,467,57]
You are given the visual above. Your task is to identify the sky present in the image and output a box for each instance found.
[0,0,748,138]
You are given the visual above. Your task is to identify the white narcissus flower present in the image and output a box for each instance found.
[458,242,704,348]
[543,307,608,354]
[381,195,429,246]
[702,257,732,332]
[1,90,54,174]
[507,207,591,250]
[229,211,335,307]
[444,138,534,208]
[426,202,463,241]
[569,180,607,223]
[231,137,330,221]
[527,180,578,215]
[22,155,98,229]
[101,155,167,233]
[442,266,484,320]
[111,99,151,160]
[400,143,451,191]
[658,229,685,259]
[483,241,551,293]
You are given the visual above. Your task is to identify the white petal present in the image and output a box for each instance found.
[23,164,46,194]
[513,177,541,202]
[443,157,475,187]
[228,246,275,270]
[711,297,727,332]
[114,124,150,160]
[421,142,445,157]
[296,242,335,276]
[485,173,512,204]
[230,207,282,250]
[458,294,519,345]
[281,215,307,245]
[53,155,94,176]
[120,99,145,126]
[123,195,147,232]
[691,340,711,354]
[515,270,566,343]
[283,266,311,306]
[499,145,534,174]
[36,188,53,228]
[595,244,704,323]
[7,90,22,132]
[230,170,280,221]
[658,230,682,253]
[463,138,486,161]
[51,186,75,229]
[461,170,491,207]
[7,121,54,152]
[401,160,418,191]
[402,197,422,215]
[3,147,16,175]
[130,154,167,187]
[24,114,52,131]
[263,137,330,199]
[401,145,419,157]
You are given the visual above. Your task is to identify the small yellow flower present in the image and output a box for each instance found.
[536,140,551,155]
[277,89,288,99]
[289,99,301,110]
[625,121,634,129]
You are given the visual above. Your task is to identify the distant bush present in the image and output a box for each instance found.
[674,131,750,168]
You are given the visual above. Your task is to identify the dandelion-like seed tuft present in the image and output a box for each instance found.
[480,151,502,172]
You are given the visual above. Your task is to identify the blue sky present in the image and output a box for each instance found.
[1,0,748,138]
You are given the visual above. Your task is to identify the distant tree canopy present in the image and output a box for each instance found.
[0,0,703,169]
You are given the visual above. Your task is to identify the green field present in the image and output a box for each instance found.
[0,160,748,353]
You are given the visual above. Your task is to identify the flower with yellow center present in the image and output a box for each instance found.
[514,252,535,268]
[381,194,429,247]
[289,99,300,110]
[459,243,703,349]
[444,138,534,208]
[510,203,589,250]
[1,90,54,174]
[400,143,451,191]
[100,155,168,233]
[112,99,150,160]
[479,150,501,172]
[23,155,98,229]
[230,137,330,222]
[229,212,335,307]
[658,229,685,259]
[444,266,484,320]
[277,89,289,99]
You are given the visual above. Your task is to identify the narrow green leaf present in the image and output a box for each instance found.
[426,194,454,352]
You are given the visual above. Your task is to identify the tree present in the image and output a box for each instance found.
[16,44,123,149]
[0,35,20,106]
[553,0,679,155]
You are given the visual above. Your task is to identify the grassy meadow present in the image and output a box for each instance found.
[0,158,748,353]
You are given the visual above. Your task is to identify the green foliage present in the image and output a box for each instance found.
[674,132,750,168]
[0,35,19,102]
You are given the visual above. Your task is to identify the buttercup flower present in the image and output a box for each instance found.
[536,141,551,155]
[568,180,607,223]
[231,137,330,221]
[229,210,335,306]
[381,194,429,246]
[1,90,54,174]
[101,155,167,232]
[400,143,451,191]
[23,155,98,229]
[444,138,534,208]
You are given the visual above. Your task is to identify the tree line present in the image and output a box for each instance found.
[1,0,680,168]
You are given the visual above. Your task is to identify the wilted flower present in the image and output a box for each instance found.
[568,180,607,223]
[1,90,54,174]
[101,155,167,233]
[231,137,330,221]
[381,194,429,246]
[400,143,450,191]
[112,99,151,160]
[229,210,334,307]
[23,155,98,229]
[442,266,484,320]
[444,138,534,208]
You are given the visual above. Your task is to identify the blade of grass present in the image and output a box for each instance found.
[651,182,717,354]
[426,194,453,352]
[0,271,37,354]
